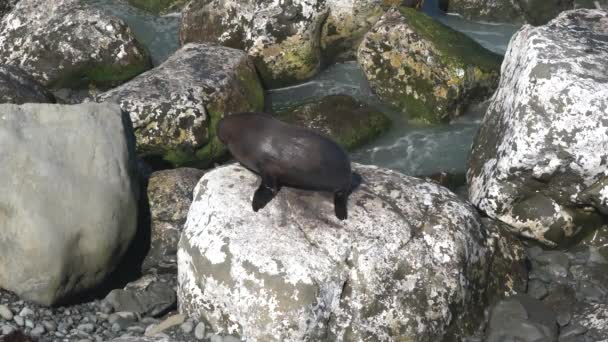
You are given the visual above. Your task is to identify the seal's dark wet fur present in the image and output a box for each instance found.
[217,112,357,220]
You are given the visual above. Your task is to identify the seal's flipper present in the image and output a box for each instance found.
[252,173,280,212]
[334,191,348,220]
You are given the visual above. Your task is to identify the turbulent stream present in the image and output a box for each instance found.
[85,0,521,178]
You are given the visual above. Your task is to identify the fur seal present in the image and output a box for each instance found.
[217,112,354,220]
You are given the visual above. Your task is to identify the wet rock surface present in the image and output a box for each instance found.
[276,94,391,150]
[467,9,608,246]
[357,7,501,123]
[0,0,151,89]
[97,43,264,168]
[0,65,56,104]
[178,163,526,341]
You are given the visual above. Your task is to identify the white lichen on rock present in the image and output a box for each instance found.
[467,9,608,245]
[97,43,264,167]
[0,0,151,88]
[178,163,525,341]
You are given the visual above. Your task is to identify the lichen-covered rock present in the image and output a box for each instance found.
[143,167,205,272]
[0,0,18,19]
[0,65,55,104]
[467,9,608,246]
[0,102,139,305]
[127,0,188,15]
[572,303,608,341]
[179,0,329,87]
[0,0,152,89]
[357,7,502,123]
[177,163,525,341]
[276,94,391,150]
[97,43,264,167]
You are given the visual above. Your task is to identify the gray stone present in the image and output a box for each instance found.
[1,324,15,335]
[97,43,263,168]
[42,320,56,332]
[467,9,608,246]
[105,275,176,317]
[24,319,34,329]
[557,311,572,327]
[144,314,185,337]
[485,295,558,342]
[31,324,45,336]
[0,102,139,306]
[143,168,205,271]
[0,304,13,320]
[19,307,34,317]
[194,322,205,340]
[181,321,194,334]
[13,315,23,327]
[0,0,151,89]
[78,323,95,333]
[109,335,175,342]
[0,65,55,104]
[178,163,522,341]
[528,279,549,300]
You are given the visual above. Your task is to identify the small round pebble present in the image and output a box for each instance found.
[78,323,95,333]
[111,322,122,333]
[194,322,206,340]
[19,307,35,318]
[0,305,13,320]
[31,324,46,336]
[43,320,57,332]
[1,324,16,335]
[25,318,34,329]
[13,315,24,327]
[181,321,194,334]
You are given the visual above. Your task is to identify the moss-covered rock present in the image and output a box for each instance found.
[127,0,187,15]
[97,43,264,168]
[0,0,152,89]
[357,7,502,124]
[467,9,608,246]
[180,0,328,88]
[276,95,391,150]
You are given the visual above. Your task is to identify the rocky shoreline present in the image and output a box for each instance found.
[0,0,607,341]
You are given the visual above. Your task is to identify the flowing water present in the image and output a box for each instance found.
[85,0,521,178]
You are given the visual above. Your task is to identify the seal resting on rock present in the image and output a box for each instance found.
[217,112,355,220]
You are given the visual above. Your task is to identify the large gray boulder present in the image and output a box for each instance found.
[0,0,151,89]
[177,163,527,341]
[0,65,55,104]
[467,9,608,246]
[0,102,139,305]
[179,0,329,87]
[97,43,264,168]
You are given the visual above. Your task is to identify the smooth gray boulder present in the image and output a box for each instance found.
[467,9,608,246]
[97,43,264,168]
[0,102,139,305]
[0,0,151,89]
[177,163,527,341]
[0,65,55,104]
